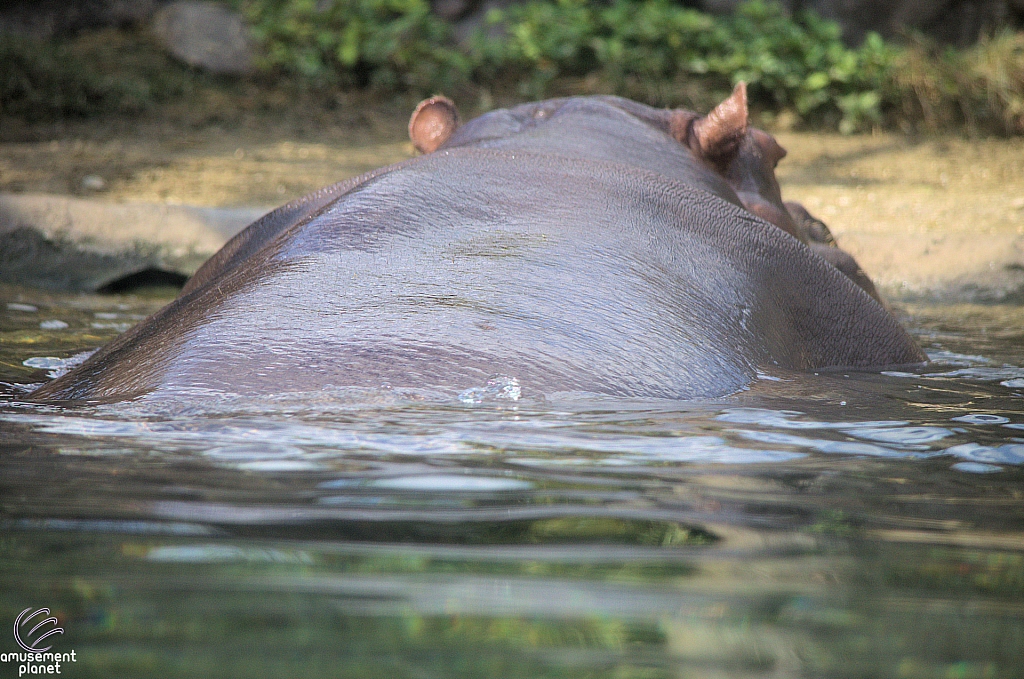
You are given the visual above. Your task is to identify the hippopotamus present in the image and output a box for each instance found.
[29,84,923,403]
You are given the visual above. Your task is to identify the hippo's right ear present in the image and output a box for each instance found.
[409,96,460,154]
[671,82,749,168]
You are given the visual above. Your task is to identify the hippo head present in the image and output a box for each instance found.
[667,83,802,241]
[408,85,802,241]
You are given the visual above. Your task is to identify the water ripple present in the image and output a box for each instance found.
[716,408,906,430]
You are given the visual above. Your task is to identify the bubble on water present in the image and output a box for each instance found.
[458,376,521,404]
[924,367,1024,381]
[23,357,66,370]
[613,436,803,464]
[39,320,68,330]
[951,462,1003,474]
[717,408,905,430]
[736,430,907,457]
[458,388,486,404]
[22,350,96,380]
[881,371,918,378]
[925,350,992,366]
[1001,378,1024,388]
[7,303,38,312]
[203,443,311,466]
[501,433,805,465]
[845,426,954,446]
[944,442,1024,464]
[371,474,533,491]
[81,174,107,191]
[951,414,1010,425]
[720,409,1015,464]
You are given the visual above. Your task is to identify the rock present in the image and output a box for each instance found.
[450,0,513,45]
[81,175,107,192]
[431,0,476,22]
[0,193,265,291]
[152,1,254,75]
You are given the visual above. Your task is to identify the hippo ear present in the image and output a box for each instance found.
[409,96,460,154]
[683,82,749,166]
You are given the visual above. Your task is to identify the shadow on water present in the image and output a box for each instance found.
[2,285,1024,678]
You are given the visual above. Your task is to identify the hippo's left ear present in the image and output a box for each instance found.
[409,96,461,154]
[671,82,749,169]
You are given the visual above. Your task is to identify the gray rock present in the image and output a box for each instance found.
[450,0,514,45]
[431,0,476,21]
[152,1,254,75]
[0,193,265,291]
[81,175,107,192]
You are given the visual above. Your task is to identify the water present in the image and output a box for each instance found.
[2,285,1023,678]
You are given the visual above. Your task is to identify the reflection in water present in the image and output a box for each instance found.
[2,287,1024,678]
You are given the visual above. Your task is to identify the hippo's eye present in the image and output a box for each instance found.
[750,129,786,169]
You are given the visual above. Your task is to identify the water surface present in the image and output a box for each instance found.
[2,286,1023,678]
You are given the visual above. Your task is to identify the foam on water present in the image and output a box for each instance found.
[458,376,522,404]
[22,350,97,380]
[3,389,1022,473]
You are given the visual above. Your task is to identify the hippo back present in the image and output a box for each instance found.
[30,132,922,402]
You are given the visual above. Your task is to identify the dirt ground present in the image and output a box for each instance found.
[775,132,1024,301]
[2,109,1023,301]
[0,107,414,207]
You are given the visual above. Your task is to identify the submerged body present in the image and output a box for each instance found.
[31,90,923,402]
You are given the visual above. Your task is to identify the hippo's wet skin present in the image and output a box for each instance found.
[31,85,924,402]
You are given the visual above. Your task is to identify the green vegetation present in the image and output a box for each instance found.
[0,29,207,120]
[236,0,1024,133]
[469,0,896,132]
[236,0,898,130]
[2,0,1022,134]
[0,33,137,118]
[240,0,469,92]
